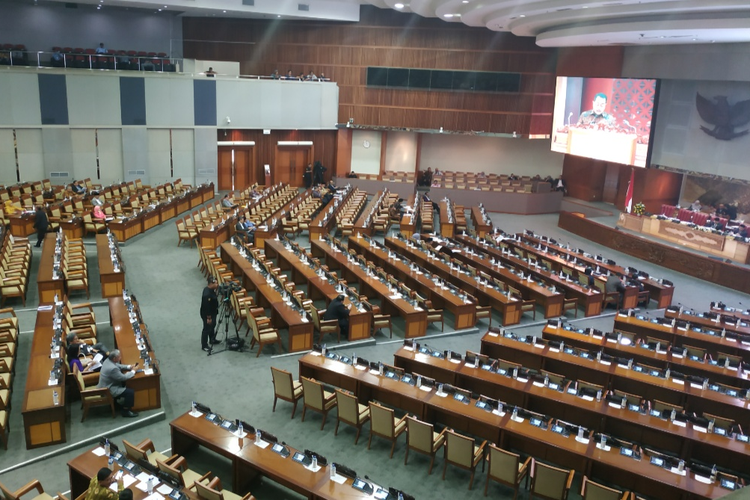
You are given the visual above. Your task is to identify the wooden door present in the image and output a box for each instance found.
[234,148,253,190]
[218,149,233,191]
[275,147,310,187]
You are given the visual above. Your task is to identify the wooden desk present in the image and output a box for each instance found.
[220,242,314,352]
[97,234,125,298]
[108,215,143,242]
[142,207,161,232]
[455,234,604,317]
[109,297,161,411]
[665,307,750,338]
[353,190,384,237]
[393,345,750,472]
[382,236,522,325]
[438,201,455,237]
[264,239,372,342]
[614,314,750,364]
[22,306,66,449]
[399,194,418,239]
[310,238,428,338]
[347,235,477,330]
[521,232,674,309]
[37,233,65,305]
[542,323,750,390]
[480,333,750,428]
[60,218,84,239]
[299,353,729,500]
[170,411,388,499]
[200,220,232,249]
[9,212,35,237]
[309,188,355,241]
[470,206,492,238]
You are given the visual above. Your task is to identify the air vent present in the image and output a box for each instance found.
[197,168,216,176]
[242,0,254,5]
[298,3,309,11]
[50,172,70,178]
[127,170,146,176]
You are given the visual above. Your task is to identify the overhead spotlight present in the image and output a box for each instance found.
[394,2,404,8]
[223,10,226,13]
[443,13,454,18]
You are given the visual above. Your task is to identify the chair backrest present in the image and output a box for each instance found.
[488,444,521,484]
[300,377,324,410]
[406,416,434,453]
[271,367,294,400]
[193,479,224,500]
[336,390,358,423]
[309,307,321,329]
[73,364,87,392]
[0,482,19,500]
[445,429,473,467]
[532,461,571,499]
[369,402,395,437]
[123,439,149,462]
[582,477,625,500]
[156,459,184,486]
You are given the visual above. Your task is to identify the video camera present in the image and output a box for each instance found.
[217,280,242,300]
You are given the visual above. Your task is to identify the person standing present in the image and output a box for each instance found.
[303,164,312,188]
[200,277,221,351]
[97,349,138,418]
[33,206,48,248]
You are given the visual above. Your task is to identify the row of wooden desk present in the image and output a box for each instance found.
[67,411,395,500]
[264,238,372,342]
[665,307,750,338]
[393,345,750,475]
[517,232,674,309]
[454,234,608,317]
[614,314,750,364]
[298,352,731,499]
[347,235,477,330]
[220,240,314,352]
[541,322,750,390]
[470,206,492,238]
[36,233,65,305]
[398,193,419,239]
[382,236,524,325]
[480,332,750,429]
[309,188,355,241]
[310,237,429,338]
[96,234,126,298]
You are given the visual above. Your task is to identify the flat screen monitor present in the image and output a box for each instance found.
[550,77,659,167]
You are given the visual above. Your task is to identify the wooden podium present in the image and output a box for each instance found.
[568,128,638,166]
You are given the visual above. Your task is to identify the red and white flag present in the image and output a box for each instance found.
[624,169,635,213]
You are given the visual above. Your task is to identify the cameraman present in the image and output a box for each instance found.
[200,277,221,352]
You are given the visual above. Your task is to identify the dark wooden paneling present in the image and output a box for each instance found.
[184,6,557,135]
[334,128,352,178]
[561,155,607,202]
[613,167,683,213]
[556,47,624,78]
[558,211,750,294]
[219,130,337,185]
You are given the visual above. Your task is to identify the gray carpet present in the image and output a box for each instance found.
[1,196,748,500]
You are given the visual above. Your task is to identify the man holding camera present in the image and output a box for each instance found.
[200,277,222,352]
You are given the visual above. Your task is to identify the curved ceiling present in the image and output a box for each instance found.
[34,0,750,46]
[363,0,750,46]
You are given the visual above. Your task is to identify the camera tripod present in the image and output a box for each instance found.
[207,297,245,355]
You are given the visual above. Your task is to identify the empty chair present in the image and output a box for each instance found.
[247,312,281,357]
[310,306,339,344]
[0,480,64,500]
[73,364,114,422]
[156,456,210,489]
[404,416,446,474]
[529,460,575,500]
[484,444,531,499]
[123,438,171,467]
[562,297,578,318]
[300,376,337,430]
[368,401,407,458]
[192,477,256,500]
[424,300,444,331]
[475,304,492,327]
[270,367,303,419]
[442,429,486,490]
[580,476,629,500]
[334,389,370,444]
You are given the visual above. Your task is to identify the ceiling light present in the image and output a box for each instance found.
[158,8,162,11]
[394,2,404,8]
[462,0,469,3]
[443,13,454,18]
[519,14,526,17]
[582,5,588,8]
[223,10,226,13]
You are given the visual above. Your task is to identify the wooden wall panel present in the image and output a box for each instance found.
[561,155,607,202]
[556,47,624,78]
[183,6,557,135]
[219,130,337,185]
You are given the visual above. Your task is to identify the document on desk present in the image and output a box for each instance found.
[92,447,106,456]
[157,484,173,495]
[330,474,347,485]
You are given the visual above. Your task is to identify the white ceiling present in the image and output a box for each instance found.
[36,0,750,46]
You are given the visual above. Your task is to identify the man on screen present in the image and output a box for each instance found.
[577,92,615,126]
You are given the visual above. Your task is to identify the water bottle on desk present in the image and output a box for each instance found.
[52,390,59,406]
[330,463,336,480]
[147,477,154,494]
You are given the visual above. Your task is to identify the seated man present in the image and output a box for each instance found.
[86,468,125,500]
[234,215,254,243]
[347,171,358,178]
[388,203,400,221]
[605,274,626,309]
[323,294,350,339]
[311,188,322,199]
[91,196,104,207]
[221,194,238,210]
[97,349,139,418]
[71,180,87,195]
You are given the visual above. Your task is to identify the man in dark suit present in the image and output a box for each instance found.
[605,274,626,309]
[33,206,48,247]
[97,349,138,418]
[200,277,221,351]
[323,294,350,339]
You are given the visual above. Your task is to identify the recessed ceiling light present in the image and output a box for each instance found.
[519,14,526,17]
[277,14,281,17]
[462,0,469,3]
[158,8,162,11]
[443,13,454,18]
[223,10,226,13]
[394,2,404,8]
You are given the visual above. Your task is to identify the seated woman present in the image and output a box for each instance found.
[93,204,107,222]
[3,199,22,215]
[67,341,103,374]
